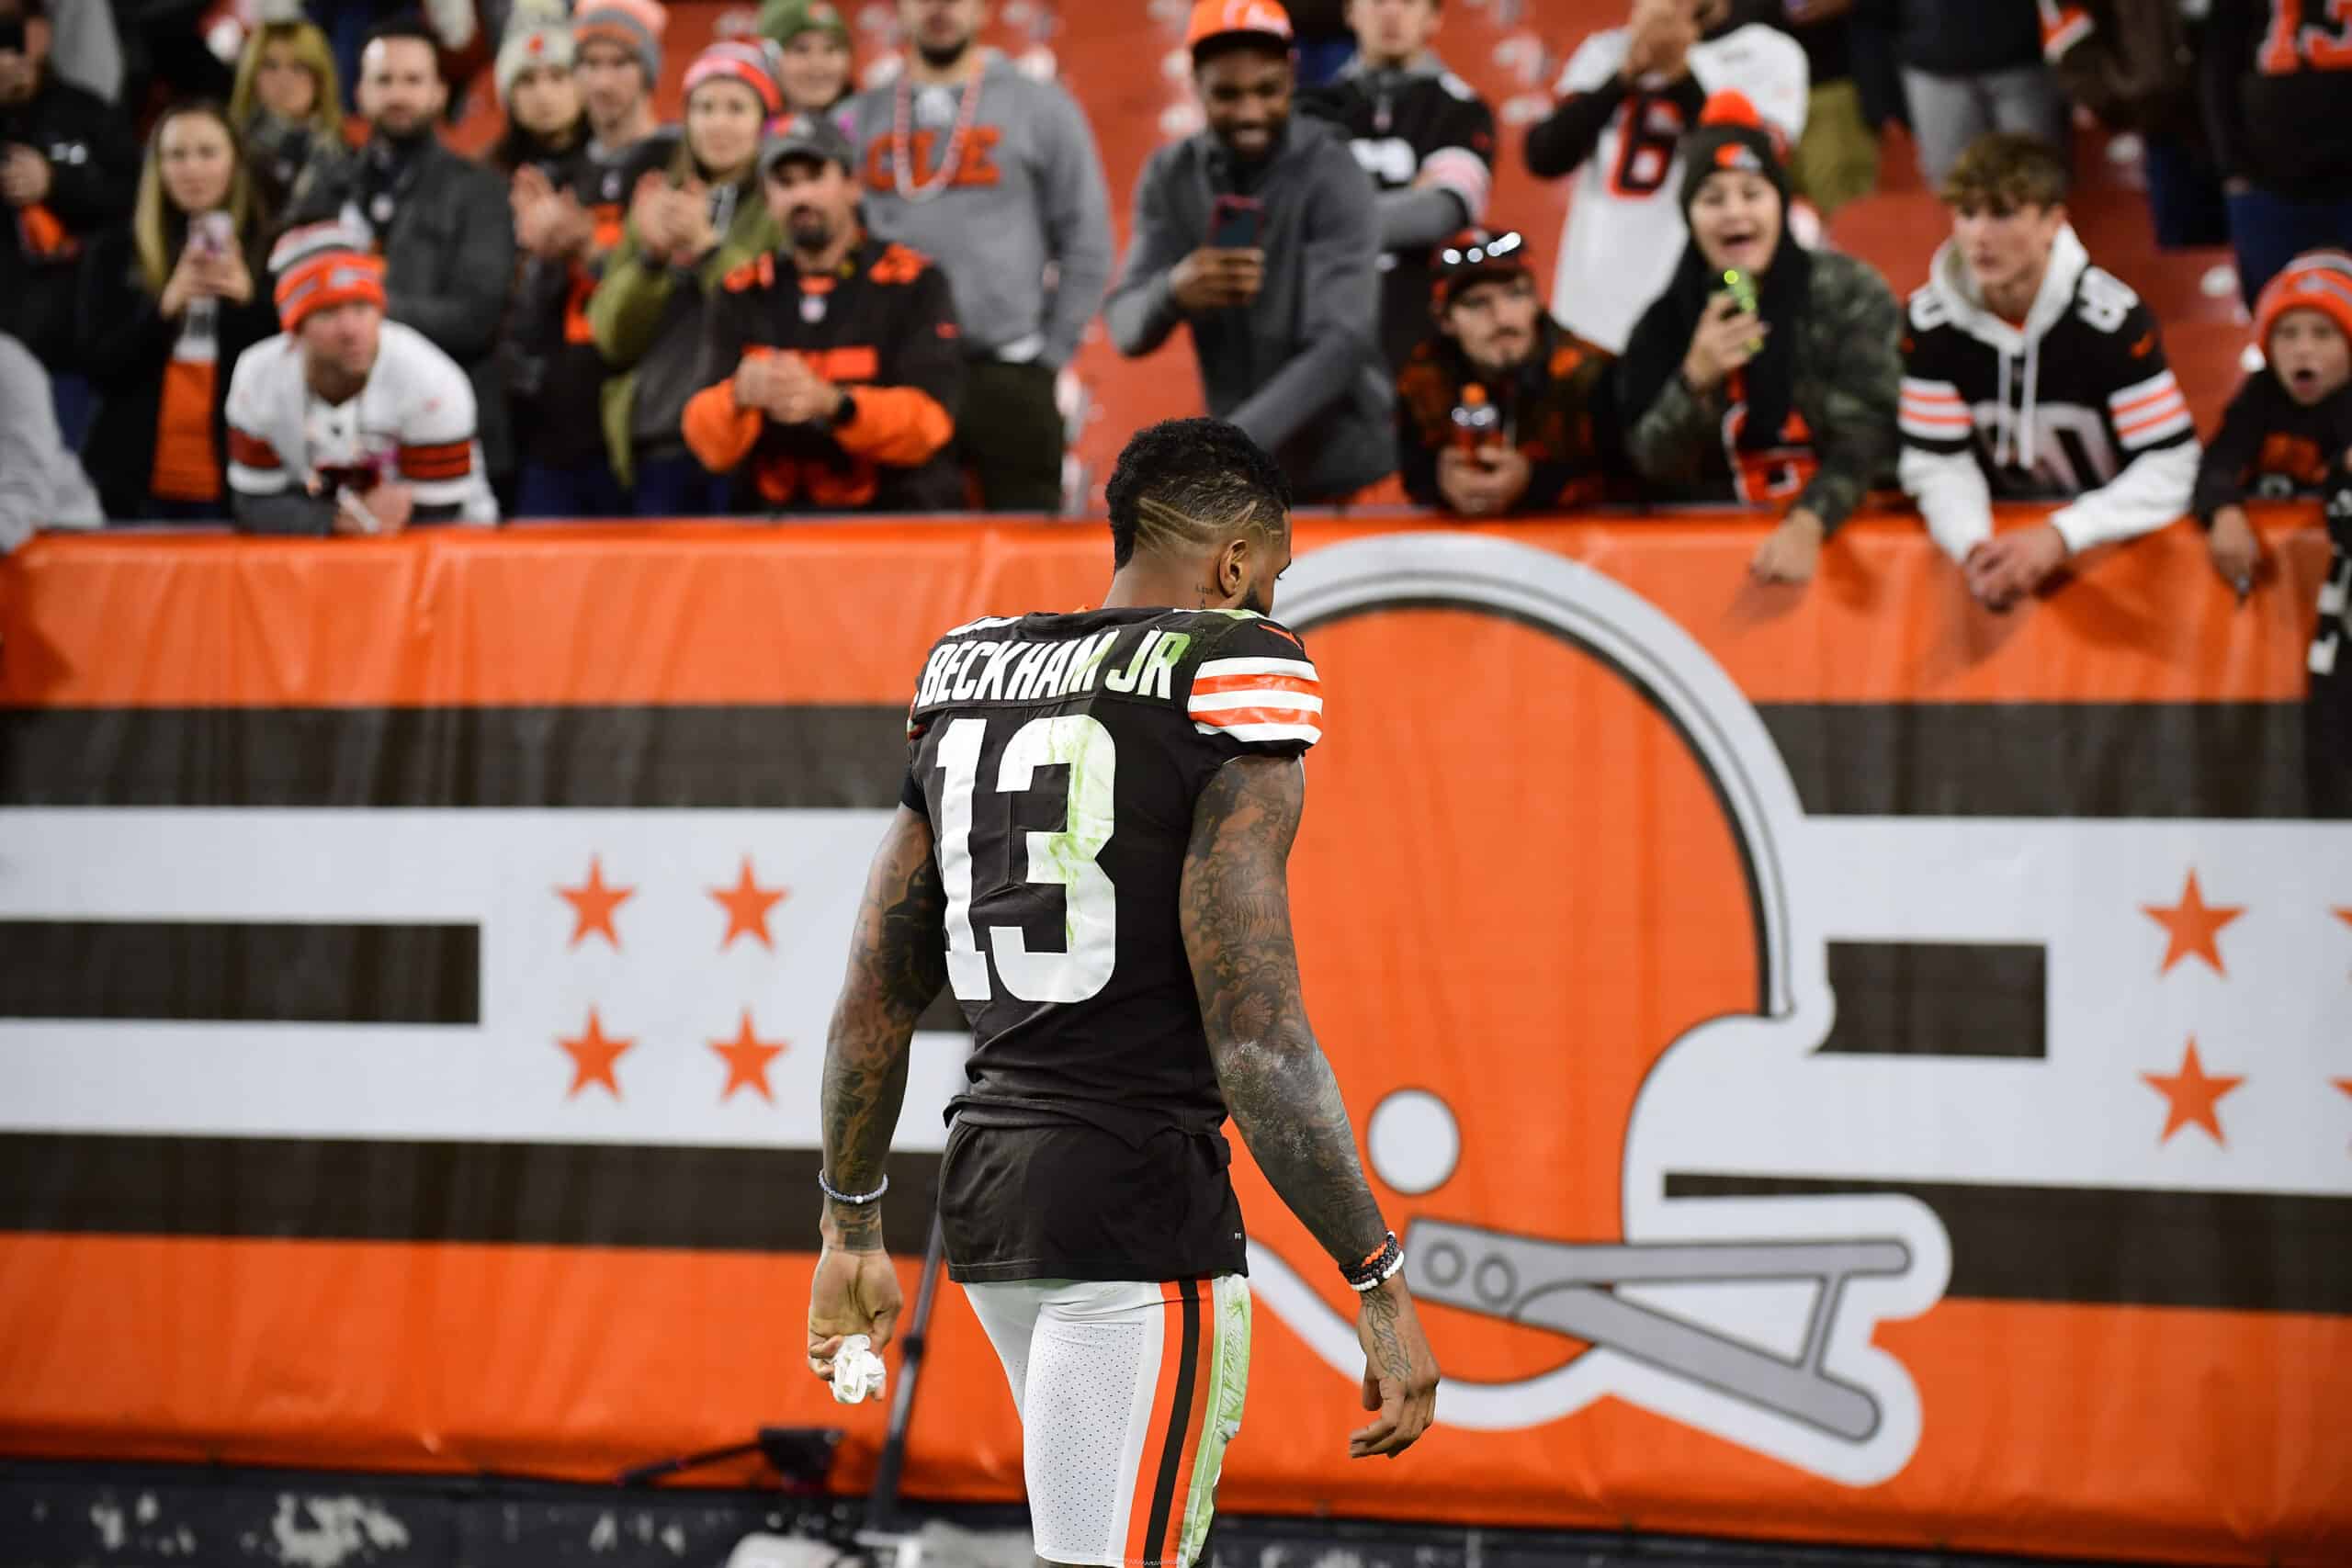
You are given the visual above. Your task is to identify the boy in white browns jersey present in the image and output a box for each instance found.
[1897,133,2199,612]
[224,222,499,534]
[1524,0,1806,354]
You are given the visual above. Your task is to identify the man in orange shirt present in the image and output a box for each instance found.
[682,114,965,513]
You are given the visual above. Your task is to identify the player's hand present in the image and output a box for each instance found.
[2206,504,2262,600]
[808,1242,903,1379]
[1681,292,1766,392]
[1350,1276,1439,1459]
[1170,247,1264,313]
[1751,508,1825,583]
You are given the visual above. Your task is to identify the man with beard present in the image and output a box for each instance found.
[1394,229,1619,516]
[680,115,965,513]
[0,0,138,413]
[1523,0,1806,354]
[292,17,517,502]
[1105,0,1391,504]
[504,0,679,515]
[225,221,497,534]
[1298,0,1497,373]
[843,0,1112,513]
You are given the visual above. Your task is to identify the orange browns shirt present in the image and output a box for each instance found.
[681,235,967,513]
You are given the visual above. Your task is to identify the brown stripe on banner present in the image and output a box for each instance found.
[1662,1172,2352,1313]
[0,705,911,810]
[0,920,477,1024]
[1755,701,2336,818]
[0,702,2334,818]
[0,1134,942,1252]
[1818,942,2045,1057]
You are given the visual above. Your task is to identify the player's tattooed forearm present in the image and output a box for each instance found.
[1358,1274,1411,1376]
[1182,758,1387,1268]
[820,810,947,1247]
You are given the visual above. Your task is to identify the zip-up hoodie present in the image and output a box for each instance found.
[1897,223,2200,560]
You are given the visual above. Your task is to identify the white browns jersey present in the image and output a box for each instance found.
[224,320,497,523]
[1548,23,1809,353]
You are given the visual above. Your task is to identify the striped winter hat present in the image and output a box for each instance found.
[269,221,386,333]
[573,0,667,83]
[2254,251,2352,355]
[683,38,786,117]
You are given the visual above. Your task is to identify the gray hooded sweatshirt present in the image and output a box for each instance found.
[1105,114,1393,502]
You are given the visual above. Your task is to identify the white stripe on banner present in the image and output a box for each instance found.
[0,808,967,1149]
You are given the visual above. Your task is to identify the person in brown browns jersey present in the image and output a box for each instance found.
[681,113,966,513]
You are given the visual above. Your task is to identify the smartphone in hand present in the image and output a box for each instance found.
[1208,194,1264,251]
[192,210,235,257]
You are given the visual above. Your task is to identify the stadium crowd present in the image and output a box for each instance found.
[0,0,2346,634]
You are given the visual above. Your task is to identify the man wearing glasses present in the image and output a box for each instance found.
[1394,228,1621,516]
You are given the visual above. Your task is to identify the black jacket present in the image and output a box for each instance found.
[0,73,141,370]
[1395,319,1621,513]
[1864,0,2043,78]
[681,236,967,514]
[2192,373,2352,524]
[74,224,282,520]
[2199,0,2352,198]
[292,136,520,475]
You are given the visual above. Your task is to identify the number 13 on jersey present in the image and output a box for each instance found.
[933,714,1120,1006]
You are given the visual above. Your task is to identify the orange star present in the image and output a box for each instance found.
[711,857,787,949]
[710,1010,787,1103]
[558,1009,634,1100]
[557,856,634,949]
[2141,870,2244,976]
[2141,1038,2245,1145]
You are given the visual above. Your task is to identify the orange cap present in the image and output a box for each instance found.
[2252,250,2352,357]
[1185,0,1294,51]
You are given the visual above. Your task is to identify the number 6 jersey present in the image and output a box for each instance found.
[902,606,1321,1284]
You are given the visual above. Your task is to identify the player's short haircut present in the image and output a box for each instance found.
[363,13,445,74]
[1,0,48,20]
[1941,132,2069,214]
[1105,418,1293,570]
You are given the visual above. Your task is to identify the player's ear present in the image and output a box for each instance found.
[1216,536,1250,602]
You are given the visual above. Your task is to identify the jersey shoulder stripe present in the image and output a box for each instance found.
[1187,652,1321,748]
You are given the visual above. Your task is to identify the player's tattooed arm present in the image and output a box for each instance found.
[1181,755,1387,1266]
[819,805,948,1252]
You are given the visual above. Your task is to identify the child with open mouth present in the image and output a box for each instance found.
[2192,250,2352,596]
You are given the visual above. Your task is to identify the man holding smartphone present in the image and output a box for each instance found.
[1105,0,1392,503]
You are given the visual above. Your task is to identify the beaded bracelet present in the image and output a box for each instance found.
[818,1171,888,1206]
[1341,1231,1405,1293]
